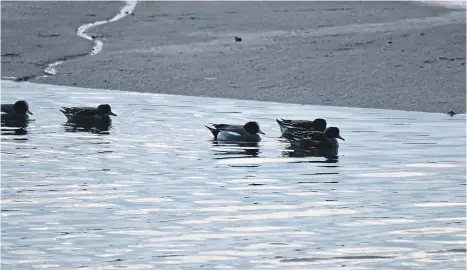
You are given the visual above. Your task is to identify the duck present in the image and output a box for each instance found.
[205,121,265,142]
[60,104,116,126]
[287,127,344,157]
[276,118,327,139]
[1,100,33,127]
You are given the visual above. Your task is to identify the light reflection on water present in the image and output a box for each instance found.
[1,80,466,269]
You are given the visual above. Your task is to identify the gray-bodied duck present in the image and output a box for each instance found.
[60,104,116,126]
[276,118,327,139]
[205,121,265,142]
[1,100,33,127]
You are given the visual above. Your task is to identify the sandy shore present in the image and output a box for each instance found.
[1,1,465,113]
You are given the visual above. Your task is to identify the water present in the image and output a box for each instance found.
[1,80,465,269]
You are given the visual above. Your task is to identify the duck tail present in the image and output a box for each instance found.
[205,125,219,139]
[59,108,67,115]
[276,118,288,134]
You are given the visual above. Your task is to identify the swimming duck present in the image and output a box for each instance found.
[276,118,327,139]
[205,121,265,142]
[287,127,344,157]
[1,100,33,127]
[60,104,116,126]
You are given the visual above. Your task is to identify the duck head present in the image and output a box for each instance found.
[13,100,33,115]
[311,118,327,131]
[325,127,344,140]
[243,121,265,135]
[97,104,117,116]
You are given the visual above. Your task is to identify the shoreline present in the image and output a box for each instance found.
[1,1,465,113]
[2,79,462,117]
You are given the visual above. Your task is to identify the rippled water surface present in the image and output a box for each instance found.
[1,80,466,269]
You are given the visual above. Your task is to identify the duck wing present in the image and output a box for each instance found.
[206,123,246,139]
[73,107,99,116]
[287,130,325,144]
[277,119,314,129]
[1,104,14,113]
[280,126,318,140]
[211,124,246,135]
[60,107,96,116]
[277,118,318,136]
[211,123,242,131]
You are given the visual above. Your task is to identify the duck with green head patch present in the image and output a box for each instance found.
[60,104,116,126]
[205,121,265,142]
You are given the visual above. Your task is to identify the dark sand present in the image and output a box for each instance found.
[1,1,465,113]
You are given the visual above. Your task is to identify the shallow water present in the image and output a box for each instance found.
[1,80,465,270]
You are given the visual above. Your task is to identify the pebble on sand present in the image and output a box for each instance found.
[447,110,456,116]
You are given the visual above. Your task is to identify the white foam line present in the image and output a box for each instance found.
[44,61,63,75]
[44,1,137,76]
[77,0,137,56]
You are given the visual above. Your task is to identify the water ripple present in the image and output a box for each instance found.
[1,80,465,269]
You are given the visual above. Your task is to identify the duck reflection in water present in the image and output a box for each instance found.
[210,141,260,159]
[1,127,28,137]
[63,122,111,134]
[282,146,338,160]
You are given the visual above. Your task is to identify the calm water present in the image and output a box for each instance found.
[1,80,465,270]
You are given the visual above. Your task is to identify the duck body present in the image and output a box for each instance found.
[1,113,29,128]
[276,118,327,140]
[205,121,265,142]
[60,104,116,127]
[1,111,29,122]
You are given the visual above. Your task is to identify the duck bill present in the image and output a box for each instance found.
[109,112,117,116]
[27,110,33,115]
[258,130,265,135]
[338,135,345,141]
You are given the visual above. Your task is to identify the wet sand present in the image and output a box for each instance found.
[1,1,465,113]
